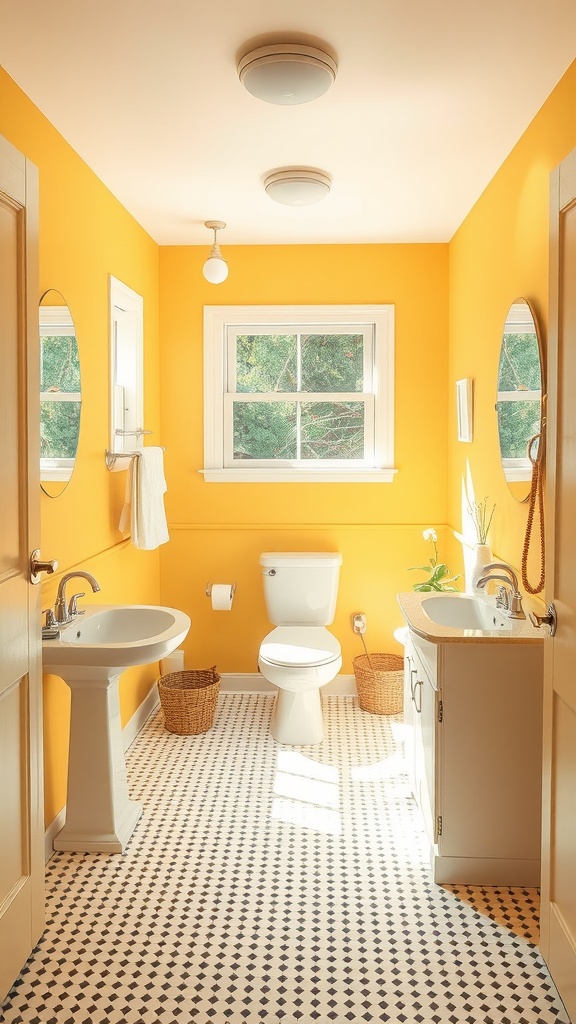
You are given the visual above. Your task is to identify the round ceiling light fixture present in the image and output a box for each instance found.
[238,43,337,105]
[264,169,332,207]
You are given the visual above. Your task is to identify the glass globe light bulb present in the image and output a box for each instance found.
[203,249,228,284]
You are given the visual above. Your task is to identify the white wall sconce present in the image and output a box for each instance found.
[203,221,228,284]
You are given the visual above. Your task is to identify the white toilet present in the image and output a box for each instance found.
[258,551,343,745]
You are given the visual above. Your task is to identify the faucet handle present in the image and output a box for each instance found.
[41,608,60,639]
[68,592,86,616]
[42,608,56,628]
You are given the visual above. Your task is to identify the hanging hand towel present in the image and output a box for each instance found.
[119,447,169,550]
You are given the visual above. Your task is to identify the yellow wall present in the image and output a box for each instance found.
[447,59,576,585]
[159,244,450,672]
[0,68,162,825]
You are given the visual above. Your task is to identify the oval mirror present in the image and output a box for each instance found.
[496,298,544,503]
[40,289,81,497]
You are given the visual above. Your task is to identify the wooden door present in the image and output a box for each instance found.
[540,145,576,1019]
[0,134,43,1001]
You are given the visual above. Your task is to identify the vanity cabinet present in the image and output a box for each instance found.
[404,628,543,886]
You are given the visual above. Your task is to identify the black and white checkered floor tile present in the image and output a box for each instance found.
[1,694,569,1024]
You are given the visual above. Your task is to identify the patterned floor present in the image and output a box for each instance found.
[1,694,569,1024]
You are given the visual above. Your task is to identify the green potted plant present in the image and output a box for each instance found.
[409,529,461,592]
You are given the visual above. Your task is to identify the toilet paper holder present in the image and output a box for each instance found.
[205,582,237,598]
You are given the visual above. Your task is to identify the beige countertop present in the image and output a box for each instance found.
[397,591,545,645]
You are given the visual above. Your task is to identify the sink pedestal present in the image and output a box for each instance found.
[53,667,142,854]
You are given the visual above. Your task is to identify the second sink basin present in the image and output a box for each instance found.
[421,594,511,631]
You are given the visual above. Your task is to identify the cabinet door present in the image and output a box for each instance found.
[403,642,417,796]
[412,669,438,848]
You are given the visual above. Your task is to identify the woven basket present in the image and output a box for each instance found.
[158,667,220,735]
[353,653,404,715]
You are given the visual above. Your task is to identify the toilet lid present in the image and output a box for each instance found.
[260,627,341,668]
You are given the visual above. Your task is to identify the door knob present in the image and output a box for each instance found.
[30,549,58,585]
[529,603,557,637]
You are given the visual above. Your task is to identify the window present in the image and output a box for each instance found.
[496,303,542,483]
[40,303,81,483]
[203,305,395,482]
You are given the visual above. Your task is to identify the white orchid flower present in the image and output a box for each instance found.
[423,528,437,542]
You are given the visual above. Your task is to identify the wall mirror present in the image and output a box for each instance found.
[496,298,544,503]
[40,289,81,497]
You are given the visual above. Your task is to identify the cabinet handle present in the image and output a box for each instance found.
[410,667,418,699]
[412,678,423,714]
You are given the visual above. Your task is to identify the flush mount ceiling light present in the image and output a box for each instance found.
[264,169,332,206]
[237,43,337,105]
[202,221,228,284]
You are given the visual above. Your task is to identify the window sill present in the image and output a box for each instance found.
[200,468,398,483]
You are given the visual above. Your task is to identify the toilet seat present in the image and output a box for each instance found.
[260,626,341,668]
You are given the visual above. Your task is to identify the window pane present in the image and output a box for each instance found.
[233,402,297,459]
[301,334,364,393]
[498,333,541,391]
[496,400,541,459]
[301,402,364,460]
[40,401,81,458]
[41,335,81,393]
[236,334,297,393]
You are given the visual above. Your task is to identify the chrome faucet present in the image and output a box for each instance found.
[476,562,525,619]
[53,571,101,625]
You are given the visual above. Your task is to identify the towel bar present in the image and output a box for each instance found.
[105,447,165,471]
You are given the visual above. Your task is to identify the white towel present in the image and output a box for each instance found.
[119,447,169,550]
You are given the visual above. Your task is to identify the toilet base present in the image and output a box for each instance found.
[271,687,324,745]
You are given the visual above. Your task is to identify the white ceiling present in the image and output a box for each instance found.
[1,0,576,245]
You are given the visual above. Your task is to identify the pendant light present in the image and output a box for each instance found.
[203,221,228,284]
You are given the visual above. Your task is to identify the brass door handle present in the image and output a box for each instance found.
[529,603,557,637]
[30,549,58,585]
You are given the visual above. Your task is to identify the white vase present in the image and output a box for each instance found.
[468,543,492,594]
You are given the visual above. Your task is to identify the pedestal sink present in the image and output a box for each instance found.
[43,605,191,854]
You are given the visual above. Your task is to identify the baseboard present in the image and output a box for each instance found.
[218,672,356,695]
[45,683,160,863]
[44,807,67,863]
[122,683,160,752]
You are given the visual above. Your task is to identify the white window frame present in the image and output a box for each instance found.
[498,303,542,483]
[202,304,396,483]
[109,276,144,460]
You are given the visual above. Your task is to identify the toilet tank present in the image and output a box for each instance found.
[260,552,342,625]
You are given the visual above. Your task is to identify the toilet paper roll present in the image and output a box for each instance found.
[211,584,234,611]
[160,649,185,676]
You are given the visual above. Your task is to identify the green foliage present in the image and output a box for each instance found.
[497,332,542,460]
[41,334,80,392]
[233,333,365,460]
[233,402,296,459]
[408,530,460,592]
[40,334,81,458]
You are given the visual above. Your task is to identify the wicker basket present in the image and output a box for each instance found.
[158,667,220,735]
[353,653,404,715]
